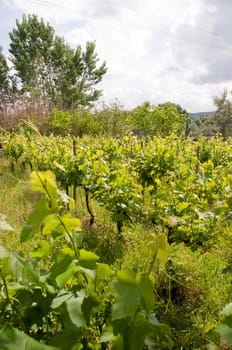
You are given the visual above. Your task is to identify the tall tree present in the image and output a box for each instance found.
[0,47,18,120]
[212,89,232,139]
[0,47,10,94]
[9,14,107,109]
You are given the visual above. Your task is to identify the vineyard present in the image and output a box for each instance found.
[1,131,232,349]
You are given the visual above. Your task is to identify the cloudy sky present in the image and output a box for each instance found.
[1,0,232,112]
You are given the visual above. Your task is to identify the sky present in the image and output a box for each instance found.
[1,0,232,112]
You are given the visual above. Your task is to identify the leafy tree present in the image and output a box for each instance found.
[0,47,9,94]
[188,113,217,138]
[212,89,232,139]
[130,101,187,137]
[0,47,18,122]
[9,14,107,109]
[154,102,187,136]
[45,108,72,135]
[158,102,188,118]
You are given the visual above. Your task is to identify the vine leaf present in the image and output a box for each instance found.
[0,324,59,349]
[112,269,141,320]
[30,170,58,208]
[21,198,53,243]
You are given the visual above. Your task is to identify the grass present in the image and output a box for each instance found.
[0,157,39,249]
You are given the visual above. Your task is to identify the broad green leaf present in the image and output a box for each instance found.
[59,214,81,233]
[73,231,84,247]
[21,198,53,242]
[148,233,171,266]
[82,293,100,324]
[216,323,232,344]
[63,298,86,328]
[112,269,140,320]
[51,291,74,309]
[55,261,76,289]
[30,171,58,208]
[77,266,96,280]
[127,313,153,350]
[49,256,75,289]
[30,240,51,258]
[78,249,99,269]
[48,330,82,349]
[0,324,59,349]
[206,344,219,350]
[96,263,112,281]
[42,214,61,235]
[100,325,115,343]
[137,274,155,312]
[112,334,124,350]
[2,252,39,284]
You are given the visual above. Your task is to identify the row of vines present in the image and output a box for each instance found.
[4,133,232,248]
[1,132,232,348]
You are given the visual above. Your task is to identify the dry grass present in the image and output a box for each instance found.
[0,157,38,250]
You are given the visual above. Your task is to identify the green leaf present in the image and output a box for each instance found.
[59,214,81,233]
[216,323,232,344]
[21,198,53,242]
[112,334,124,350]
[78,249,99,270]
[63,298,86,328]
[112,269,140,320]
[2,252,39,284]
[30,171,58,208]
[49,255,75,289]
[0,324,60,349]
[137,274,155,312]
[100,325,115,343]
[127,313,153,350]
[148,233,171,266]
[51,291,74,309]
[42,214,61,235]
[30,240,51,258]
[96,263,112,281]
[82,293,100,324]
[205,344,219,350]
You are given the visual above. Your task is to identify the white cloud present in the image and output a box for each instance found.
[2,0,232,111]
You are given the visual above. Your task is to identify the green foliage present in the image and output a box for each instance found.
[0,47,10,94]
[188,113,216,138]
[3,132,232,347]
[130,101,187,136]
[212,89,232,139]
[0,170,171,349]
[45,109,72,135]
[0,324,59,350]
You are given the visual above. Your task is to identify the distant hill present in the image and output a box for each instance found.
[188,112,214,118]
